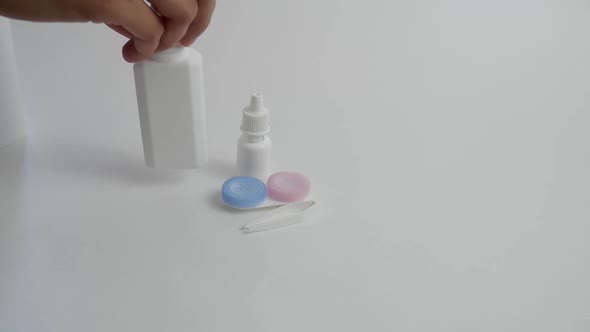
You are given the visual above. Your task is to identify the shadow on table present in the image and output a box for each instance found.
[0,139,26,214]
[207,190,244,214]
[201,159,235,182]
[0,140,26,274]
[43,142,190,186]
[43,142,240,187]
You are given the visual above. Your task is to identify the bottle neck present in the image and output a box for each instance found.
[243,134,265,143]
[150,47,187,62]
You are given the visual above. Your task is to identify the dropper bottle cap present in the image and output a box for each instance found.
[240,93,270,136]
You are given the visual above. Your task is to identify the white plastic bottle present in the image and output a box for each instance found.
[0,17,25,148]
[237,94,272,180]
[133,47,208,169]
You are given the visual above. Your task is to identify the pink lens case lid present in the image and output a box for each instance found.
[267,171,311,203]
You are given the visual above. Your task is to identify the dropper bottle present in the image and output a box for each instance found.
[236,93,272,180]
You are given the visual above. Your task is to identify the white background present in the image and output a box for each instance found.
[2,0,590,331]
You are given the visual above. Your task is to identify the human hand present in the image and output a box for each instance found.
[0,0,216,62]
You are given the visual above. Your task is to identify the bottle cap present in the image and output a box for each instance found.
[150,46,189,62]
[240,93,270,136]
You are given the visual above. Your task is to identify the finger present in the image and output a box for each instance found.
[107,24,133,39]
[180,0,216,46]
[107,0,164,62]
[122,39,145,63]
[150,0,198,51]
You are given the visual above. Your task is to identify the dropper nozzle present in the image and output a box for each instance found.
[248,93,265,112]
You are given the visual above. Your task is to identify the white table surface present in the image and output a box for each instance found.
[2,1,590,331]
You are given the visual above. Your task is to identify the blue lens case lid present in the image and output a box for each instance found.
[221,176,267,209]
